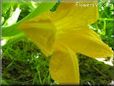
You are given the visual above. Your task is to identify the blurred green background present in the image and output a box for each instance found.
[1,0,114,85]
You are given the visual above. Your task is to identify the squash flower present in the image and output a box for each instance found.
[18,1,113,84]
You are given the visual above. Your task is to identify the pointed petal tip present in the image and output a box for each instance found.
[102,44,113,58]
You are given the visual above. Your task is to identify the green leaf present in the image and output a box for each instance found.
[18,2,56,23]
[2,2,56,37]
[2,25,23,37]
[2,2,12,14]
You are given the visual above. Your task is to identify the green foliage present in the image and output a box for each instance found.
[79,54,114,85]
[1,0,114,85]
[91,0,114,49]
[2,1,56,37]
[2,37,55,85]
[50,0,60,12]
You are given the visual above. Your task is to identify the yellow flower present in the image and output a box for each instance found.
[18,1,113,84]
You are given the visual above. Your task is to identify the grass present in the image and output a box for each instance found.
[2,37,55,85]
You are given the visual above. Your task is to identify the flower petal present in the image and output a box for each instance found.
[19,14,56,56]
[56,26,113,58]
[48,1,98,29]
[49,45,79,84]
